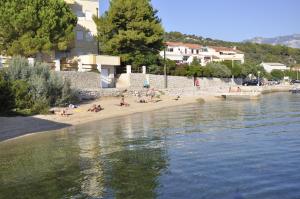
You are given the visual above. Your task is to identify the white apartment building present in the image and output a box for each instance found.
[260,63,288,73]
[160,42,245,66]
[62,0,99,58]
[62,0,120,88]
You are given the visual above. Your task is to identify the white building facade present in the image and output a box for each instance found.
[63,0,99,58]
[260,63,288,73]
[160,42,245,66]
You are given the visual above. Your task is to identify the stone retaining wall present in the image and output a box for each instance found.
[57,71,101,90]
[148,74,194,89]
[57,72,244,98]
[117,73,242,90]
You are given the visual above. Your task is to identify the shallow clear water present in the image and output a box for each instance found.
[1,93,300,199]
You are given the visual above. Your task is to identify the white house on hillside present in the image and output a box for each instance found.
[160,42,245,66]
[260,63,288,73]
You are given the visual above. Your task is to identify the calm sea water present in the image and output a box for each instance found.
[1,93,300,199]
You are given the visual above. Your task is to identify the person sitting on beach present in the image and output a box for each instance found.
[237,87,242,92]
[120,95,130,106]
[146,88,156,102]
[60,109,68,117]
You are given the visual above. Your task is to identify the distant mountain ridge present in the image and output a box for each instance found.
[245,34,300,48]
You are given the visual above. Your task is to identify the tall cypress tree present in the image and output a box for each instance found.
[94,0,164,70]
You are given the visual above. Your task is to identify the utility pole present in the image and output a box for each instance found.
[257,71,261,87]
[96,7,100,55]
[231,58,234,83]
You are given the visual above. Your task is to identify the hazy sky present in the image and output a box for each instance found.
[100,0,300,42]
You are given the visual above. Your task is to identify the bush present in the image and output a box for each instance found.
[0,72,15,113]
[11,80,33,109]
[270,69,285,80]
[30,97,50,115]
[3,56,78,114]
[206,62,232,78]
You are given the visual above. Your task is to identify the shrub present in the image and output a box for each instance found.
[0,72,15,113]
[206,62,232,78]
[6,56,31,81]
[11,80,33,109]
[30,97,50,115]
[4,56,78,114]
[270,69,285,80]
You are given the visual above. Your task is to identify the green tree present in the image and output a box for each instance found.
[11,80,33,110]
[0,71,15,114]
[186,58,202,77]
[0,0,77,57]
[221,60,243,77]
[94,0,164,70]
[270,69,285,80]
[206,62,232,78]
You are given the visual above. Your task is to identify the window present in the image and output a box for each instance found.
[168,48,174,52]
[76,31,84,41]
[183,56,189,61]
[196,50,199,54]
[85,31,94,41]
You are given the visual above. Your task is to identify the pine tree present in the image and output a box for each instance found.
[94,0,164,70]
[0,0,77,57]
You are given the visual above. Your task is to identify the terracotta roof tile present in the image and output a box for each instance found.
[209,46,243,53]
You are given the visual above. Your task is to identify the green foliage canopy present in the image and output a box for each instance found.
[94,0,164,69]
[205,62,232,78]
[0,71,15,113]
[270,69,285,80]
[0,0,77,57]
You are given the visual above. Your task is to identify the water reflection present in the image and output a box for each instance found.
[0,113,169,199]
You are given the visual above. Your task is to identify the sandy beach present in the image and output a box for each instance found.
[0,84,293,142]
[0,94,219,141]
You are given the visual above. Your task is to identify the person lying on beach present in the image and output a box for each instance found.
[88,104,96,112]
[174,95,180,101]
[137,97,147,103]
[88,104,104,112]
[120,96,130,106]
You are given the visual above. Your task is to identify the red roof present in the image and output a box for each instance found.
[209,46,243,53]
[165,42,202,49]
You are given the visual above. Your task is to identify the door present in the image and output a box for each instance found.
[101,68,109,88]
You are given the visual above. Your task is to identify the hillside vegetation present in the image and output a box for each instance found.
[165,32,300,66]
